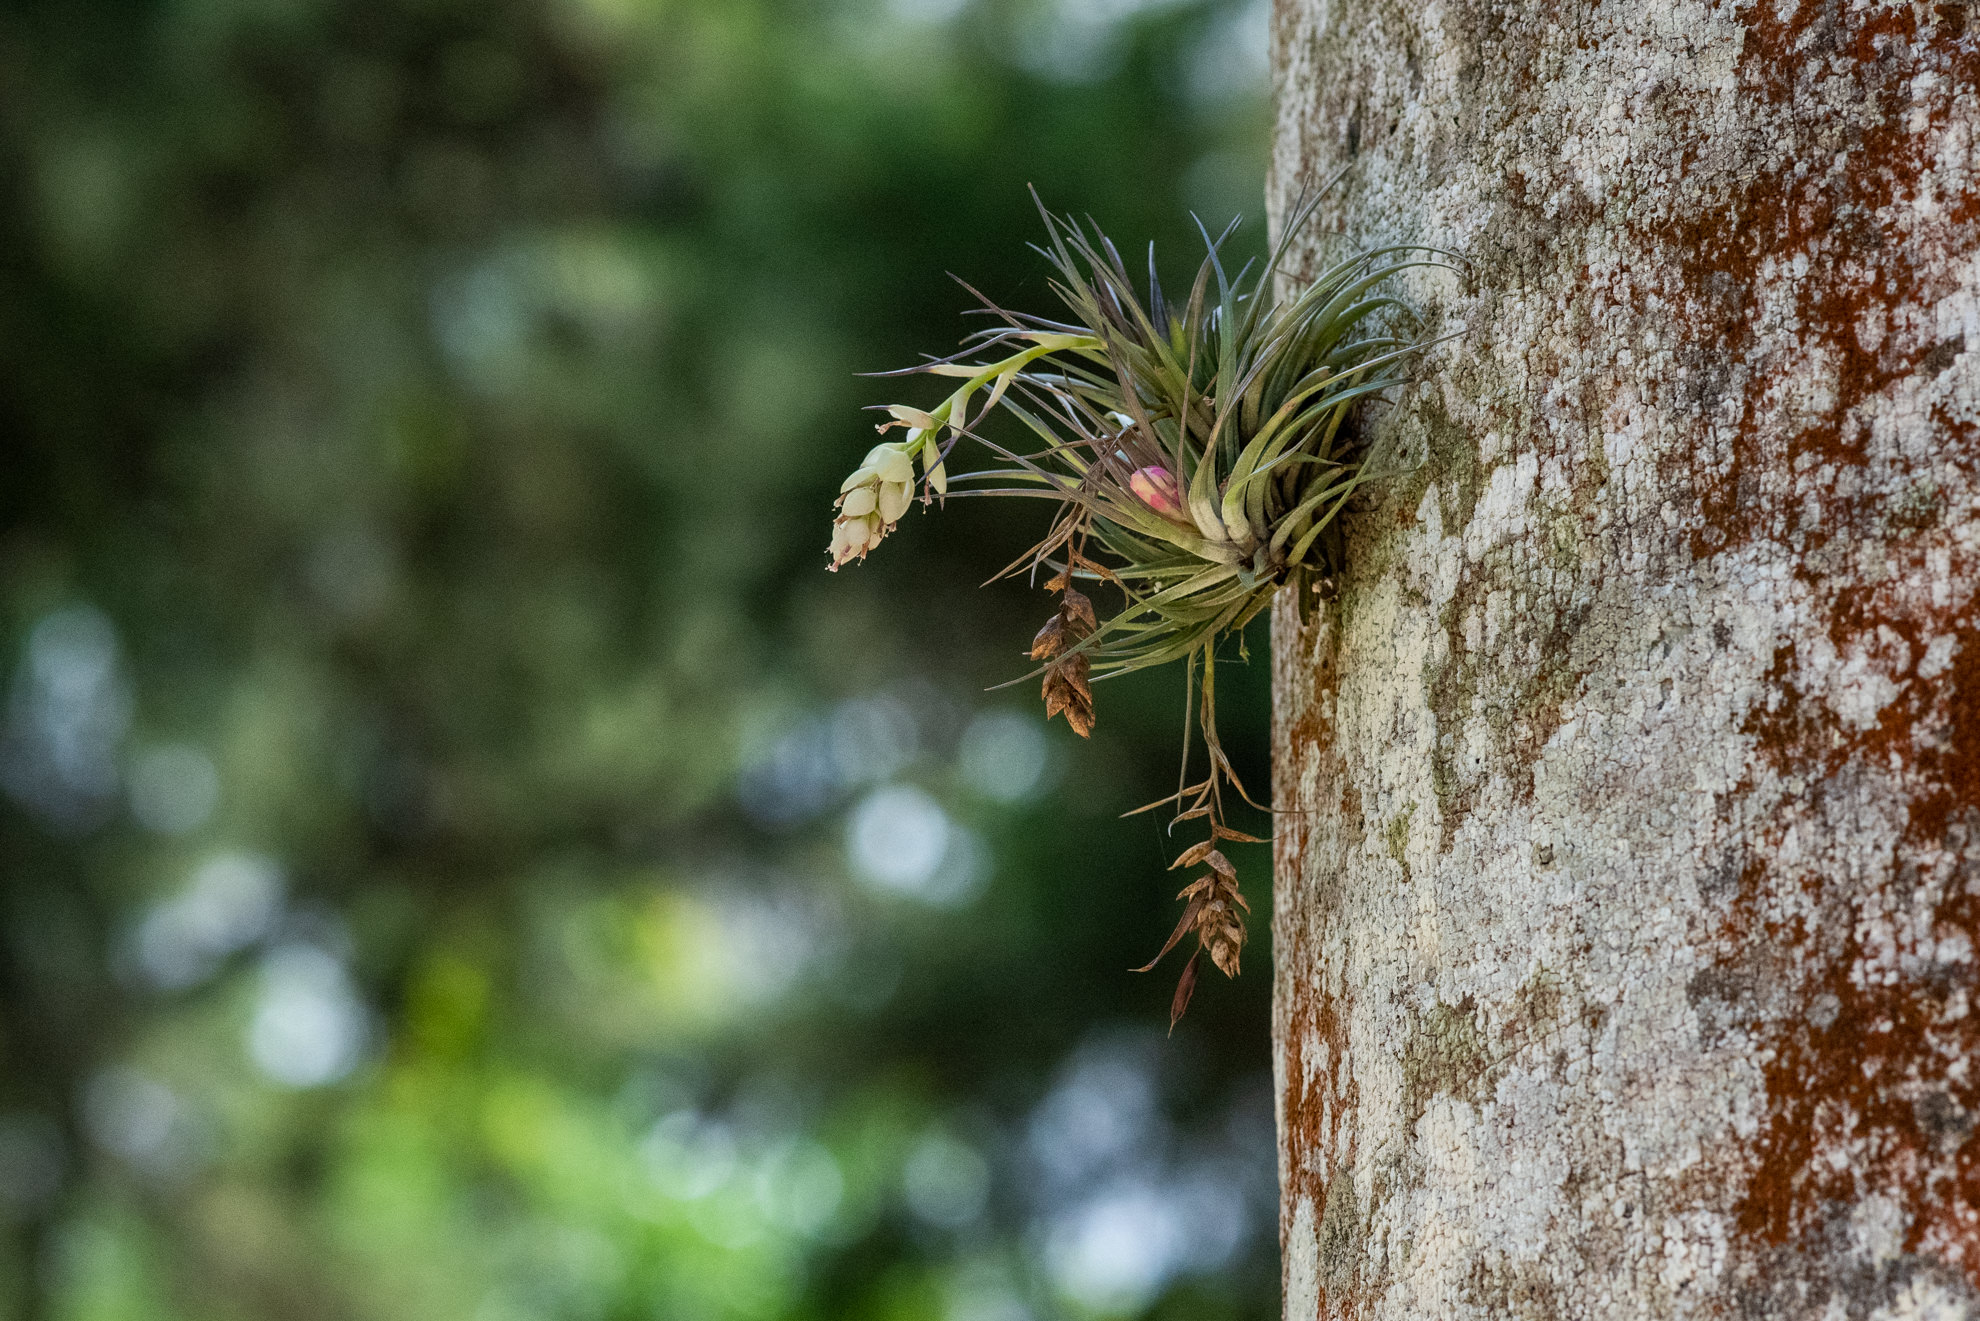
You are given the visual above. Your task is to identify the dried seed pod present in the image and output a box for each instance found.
[1041,652,1094,737]
[1035,574,1096,736]
[1030,615,1067,660]
[1135,850,1248,1029]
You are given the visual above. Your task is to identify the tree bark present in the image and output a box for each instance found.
[1266,3,1980,1317]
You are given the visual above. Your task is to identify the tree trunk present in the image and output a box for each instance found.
[1266,3,1980,1317]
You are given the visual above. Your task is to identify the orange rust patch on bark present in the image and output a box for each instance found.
[1279,990,1343,1207]
[1912,626,1980,844]
[1273,602,1336,899]
[1279,977,1362,1315]
[1729,607,1980,1273]
[1742,548,1977,797]
[1656,5,1980,559]
[1735,886,1980,1267]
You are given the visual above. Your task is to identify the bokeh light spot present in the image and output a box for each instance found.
[247,945,369,1087]
[957,710,1051,804]
[126,743,220,835]
[135,853,285,990]
[641,1111,738,1202]
[902,1130,990,1230]
[755,1137,844,1236]
[847,784,949,894]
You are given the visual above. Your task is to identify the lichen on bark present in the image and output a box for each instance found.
[1267,1,1980,1317]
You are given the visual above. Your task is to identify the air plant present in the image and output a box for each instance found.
[828,188,1452,1026]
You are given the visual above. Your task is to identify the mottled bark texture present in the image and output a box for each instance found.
[1266,2,1980,1317]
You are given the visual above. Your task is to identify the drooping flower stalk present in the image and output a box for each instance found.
[826,188,1455,1023]
[826,334,1099,569]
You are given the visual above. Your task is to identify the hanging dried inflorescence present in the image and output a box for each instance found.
[1031,567,1097,737]
[1132,829,1261,1026]
[826,186,1452,1023]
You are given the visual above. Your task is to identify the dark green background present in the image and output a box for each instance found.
[0,1,1278,1317]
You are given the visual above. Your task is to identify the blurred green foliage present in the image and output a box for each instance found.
[0,0,1277,1318]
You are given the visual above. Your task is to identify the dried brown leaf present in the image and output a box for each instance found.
[1167,955,1200,1033]
[1169,839,1219,871]
[1132,898,1204,973]
[1121,789,1186,817]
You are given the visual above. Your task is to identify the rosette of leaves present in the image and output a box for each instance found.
[830,189,1452,1025]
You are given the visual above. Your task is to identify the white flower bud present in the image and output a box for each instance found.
[829,513,886,569]
[866,445,914,486]
[840,486,878,518]
[878,480,912,523]
[829,521,859,567]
